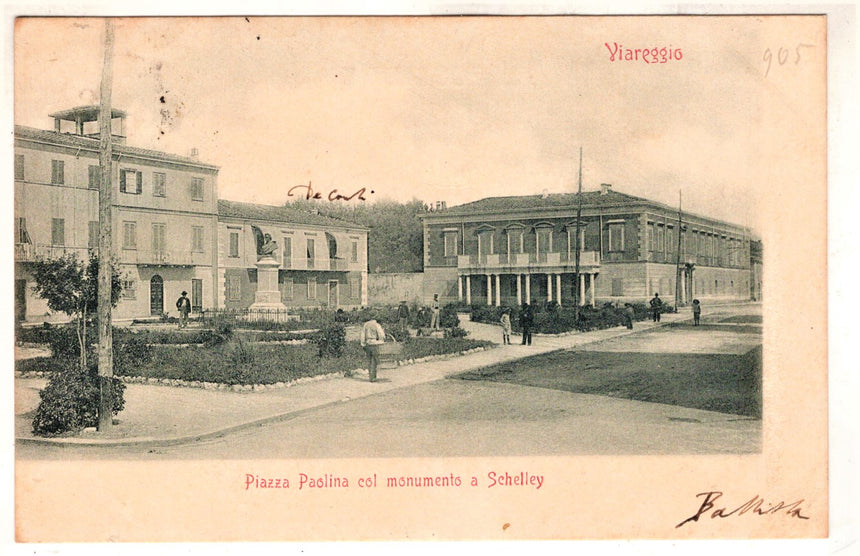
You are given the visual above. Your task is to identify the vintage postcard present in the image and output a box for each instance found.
[11,14,828,543]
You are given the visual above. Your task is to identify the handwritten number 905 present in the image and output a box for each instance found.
[763,44,814,77]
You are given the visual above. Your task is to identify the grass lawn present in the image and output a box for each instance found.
[457,346,762,418]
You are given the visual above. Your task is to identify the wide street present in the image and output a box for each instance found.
[16,303,762,460]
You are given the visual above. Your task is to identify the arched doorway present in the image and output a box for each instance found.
[150,275,164,316]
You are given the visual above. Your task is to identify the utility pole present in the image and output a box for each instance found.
[97,18,115,431]
[573,147,583,321]
[674,190,683,311]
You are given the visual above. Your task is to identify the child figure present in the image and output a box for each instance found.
[500,308,512,345]
[692,299,701,326]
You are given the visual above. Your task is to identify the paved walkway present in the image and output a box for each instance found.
[15,304,755,448]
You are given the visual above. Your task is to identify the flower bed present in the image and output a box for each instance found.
[470,302,655,334]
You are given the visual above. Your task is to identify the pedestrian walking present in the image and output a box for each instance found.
[692,299,701,326]
[500,308,512,345]
[397,300,410,329]
[430,294,441,330]
[176,291,191,329]
[360,318,386,382]
[624,303,635,329]
[519,302,533,345]
[649,292,662,322]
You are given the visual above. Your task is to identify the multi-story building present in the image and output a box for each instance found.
[14,106,370,323]
[421,184,754,307]
[14,106,220,322]
[217,200,369,310]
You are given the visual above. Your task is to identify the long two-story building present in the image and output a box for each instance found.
[421,184,754,308]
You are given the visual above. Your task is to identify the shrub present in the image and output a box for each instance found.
[228,336,257,366]
[113,335,153,376]
[315,323,346,358]
[439,303,460,329]
[444,326,468,339]
[32,358,126,436]
[386,323,410,343]
[203,321,234,347]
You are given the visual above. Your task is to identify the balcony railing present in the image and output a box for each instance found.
[280,257,355,271]
[458,250,600,271]
[15,243,92,262]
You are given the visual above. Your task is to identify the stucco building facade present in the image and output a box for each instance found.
[421,184,755,308]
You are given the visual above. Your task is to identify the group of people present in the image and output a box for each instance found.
[396,295,442,331]
[497,302,535,346]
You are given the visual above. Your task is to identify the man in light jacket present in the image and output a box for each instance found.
[360,319,386,382]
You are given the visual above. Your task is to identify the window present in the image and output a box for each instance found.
[51,160,64,185]
[226,275,241,301]
[282,236,292,267]
[350,275,360,299]
[15,218,31,244]
[153,173,166,197]
[655,225,665,254]
[123,221,137,249]
[477,230,494,257]
[88,165,100,189]
[88,221,99,249]
[151,223,166,257]
[308,277,317,299]
[306,238,315,269]
[648,223,657,252]
[443,231,458,257]
[229,231,240,258]
[507,229,523,254]
[120,169,142,194]
[15,154,24,181]
[51,218,65,246]
[191,226,204,252]
[608,222,625,252]
[122,279,136,299]
[191,279,203,312]
[282,277,293,300]
[567,228,585,257]
[536,228,552,256]
[190,178,204,201]
[611,278,624,296]
[351,239,358,263]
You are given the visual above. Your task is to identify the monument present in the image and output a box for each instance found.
[248,226,294,321]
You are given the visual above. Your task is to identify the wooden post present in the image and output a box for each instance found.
[97,19,115,431]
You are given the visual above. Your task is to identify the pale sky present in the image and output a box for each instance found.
[14,16,825,231]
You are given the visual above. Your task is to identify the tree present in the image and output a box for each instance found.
[29,252,122,371]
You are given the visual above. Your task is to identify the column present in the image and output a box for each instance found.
[525,273,531,304]
[457,275,463,302]
[516,274,522,305]
[465,275,471,305]
[579,273,586,306]
[556,273,562,305]
[495,274,501,307]
[589,273,595,306]
[486,274,492,306]
[547,274,553,302]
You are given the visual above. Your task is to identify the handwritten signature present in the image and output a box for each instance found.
[287,181,373,202]
[676,491,810,528]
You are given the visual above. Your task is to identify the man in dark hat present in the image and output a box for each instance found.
[176,290,191,329]
[649,292,662,322]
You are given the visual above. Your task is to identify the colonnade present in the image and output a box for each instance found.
[457,272,596,307]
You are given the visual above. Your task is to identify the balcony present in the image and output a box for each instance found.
[15,243,92,262]
[280,257,354,271]
[118,249,202,267]
[457,251,600,273]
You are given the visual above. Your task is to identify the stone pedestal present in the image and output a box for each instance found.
[249,257,290,319]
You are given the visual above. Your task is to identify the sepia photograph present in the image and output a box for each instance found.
[10,13,831,543]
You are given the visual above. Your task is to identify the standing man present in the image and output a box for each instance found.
[360,318,386,382]
[176,290,191,329]
[430,294,441,330]
[649,292,662,322]
[397,300,410,329]
[520,302,533,345]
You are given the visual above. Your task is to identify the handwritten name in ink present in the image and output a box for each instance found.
[287,181,374,202]
[605,42,683,64]
[676,491,810,528]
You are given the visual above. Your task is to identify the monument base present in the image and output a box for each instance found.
[246,256,297,322]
